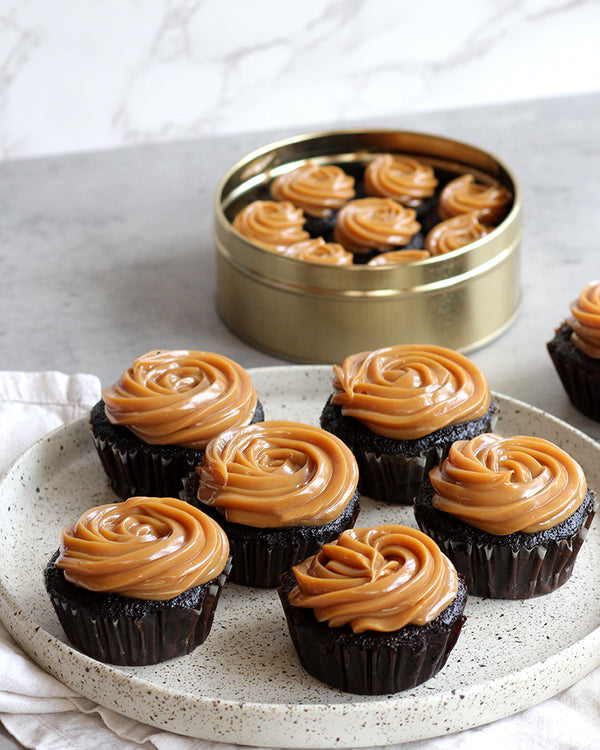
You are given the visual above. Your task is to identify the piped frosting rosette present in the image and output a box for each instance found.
[282,237,353,265]
[334,197,421,254]
[288,525,458,633]
[425,212,491,255]
[438,174,512,225]
[270,161,355,218]
[364,154,438,208]
[331,344,491,440]
[56,496,230,600]
[197,420,359,528]
[233,199,309,251]
[367,249,430,265]
[569,280,600,358]
[102,349,258,449]
[429,433,586,535]
[415,433,596,598]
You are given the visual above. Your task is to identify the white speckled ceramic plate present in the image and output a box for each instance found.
[1,365,600,748]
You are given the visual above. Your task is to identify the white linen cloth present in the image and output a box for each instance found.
[0,370,598,750]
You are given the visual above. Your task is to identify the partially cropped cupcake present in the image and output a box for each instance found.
[414,433,596,598]
[425,212,491,255]
[367,249,431,266]
[45,495,231,665]
[232,199,309,251]
[90,350,264,499]
[182,420,360,588]
[364,153,438,218]
[547,280,600,421]
[437,174,512,226]
[333,197,422,261]
[281,237,353,265]
[278,525,467,694]
[320,344,497,504]
[270,161,355,237]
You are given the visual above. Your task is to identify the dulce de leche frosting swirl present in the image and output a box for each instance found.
[334,198,421,254]
[270,162,355,217]
[425,212,491,255]
[196,420,359,528]
[288,525,459,633]
[364,154,438,207]
[438,174,512,225]
[367,249,430,265]
[102,350,258,449]
[332,345,490,440]
[569,280,600,358]
[430,433,587,535]
[282,238,353,265]
[233,200,309,251]
[55,496,230,600]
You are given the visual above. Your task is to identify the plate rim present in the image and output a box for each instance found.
[1,363,600,747]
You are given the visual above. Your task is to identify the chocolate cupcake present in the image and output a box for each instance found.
[232,199,309,251]
[278,525,467,695]
[437,174,512,226]
[414,433,597,598]
[425,211,491,256]
[270,161,355,237]
[333,197,422,260]
[90,350,264,499]
[44,496,231,665]
[183,420,360,588]
[367,249,431,266]
[281,237,353,265]
[320,344,497,504]
[364,153,438,218]
[547,280,600,421]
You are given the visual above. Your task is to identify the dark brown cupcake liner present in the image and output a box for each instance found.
[277,570,467,695]
[547,323,600,421]
[182,473,360,588]
[415,489,597,599]
[45,550,231,665]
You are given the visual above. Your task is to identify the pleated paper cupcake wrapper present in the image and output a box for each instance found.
[355,443,447,505]
[91,433,203,501]
[48,565,230,666]
[416,516,595,599]
[278,588,466,695]
[548,347,600,422]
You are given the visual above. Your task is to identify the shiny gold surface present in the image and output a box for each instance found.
[214,130,522,363]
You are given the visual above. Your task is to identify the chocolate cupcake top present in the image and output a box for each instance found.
[282,237,353,265]
[334,197,421,254]
[102,350,258,449]
[568,280,600,358]
[429,433,587,535]
[233,200,309,251]
[364,154,438,207]
[55,496,230,600]
[367,249,431,265]
[270,161,355,218]
[331,344,491,440]
[288,525,459,633]
[438,174,512,225]
[425,212,491,255]
[196,420,359,528]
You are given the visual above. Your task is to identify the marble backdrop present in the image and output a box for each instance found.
[0,0,599,161]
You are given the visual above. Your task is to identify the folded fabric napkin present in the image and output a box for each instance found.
[0,370,599,750]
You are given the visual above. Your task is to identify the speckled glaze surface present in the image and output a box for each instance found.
[1,365,600,748]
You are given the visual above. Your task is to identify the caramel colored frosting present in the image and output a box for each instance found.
[270,161,355,217]
[367,249,430,265]
[331,344,490,440]
[288,525,459,633]
[438,174,512,225]
[102,350,258,449]
[233,200,309,251]
[55,496,230,600]
[425,212,491,255]
[334,198,421,254]
[196,420,359,528]
[282,238,353,265]
[430,433,587,535]
[569,280,600,358]
[364,154,438,207]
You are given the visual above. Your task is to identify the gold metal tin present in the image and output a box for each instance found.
[214,129,522,363]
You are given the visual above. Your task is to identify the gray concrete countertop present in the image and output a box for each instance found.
[1,91,599,748]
